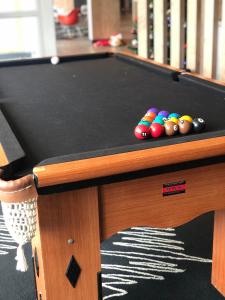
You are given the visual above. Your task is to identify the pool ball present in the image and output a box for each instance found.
[131,38,138,48]
[150,123,165,138]
[164,121,179,136]
[142,115,154,123]
[153,116,165,125]
[138,120,151,127]
[180,115,193,123]
[178,119,192,134]
[192,117,206,133]
[51,56,60,65]
[158,110,169,118]
[169,117,179,124]
[168,113,180,119]
[147,107,159,115]
[134,124,151,139]
[145,111,157,119]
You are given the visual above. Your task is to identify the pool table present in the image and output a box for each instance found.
[0,52,224,300]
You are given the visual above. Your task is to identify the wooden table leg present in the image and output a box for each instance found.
[212,209,225,297]
[32,187,101,300]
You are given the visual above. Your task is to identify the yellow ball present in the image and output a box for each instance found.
[169,117,179,124]
[180,115,193,123]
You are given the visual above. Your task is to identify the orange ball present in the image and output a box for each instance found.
[142,115,154,123]
[145,111,156,119]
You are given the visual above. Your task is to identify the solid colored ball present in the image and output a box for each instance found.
[158,110,169,118]
[131,39,138,47]
[134,124,151,139]
[169,117,179,124]
[138,120,151,127]
[164,121,179,136]
[142,115,154,123]
[178,119,192,134]
[192,117,206,133]
[153,116,165,125]
[145,111,157,119]
[180,115,193,123]
[51,56,60,65]
[150,123,165,138]
[147,107,159,115]
[168,113,180,119]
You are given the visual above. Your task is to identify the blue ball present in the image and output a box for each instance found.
[158,110,169,118]
[154,115,164,121]
[153,116,165,125]
[168,113,180,119]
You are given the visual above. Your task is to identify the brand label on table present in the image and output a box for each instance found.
[162,180,186,196]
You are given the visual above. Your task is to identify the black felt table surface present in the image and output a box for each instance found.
[0,53,225,173]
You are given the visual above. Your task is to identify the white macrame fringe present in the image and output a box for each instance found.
[1,197,37,272]
[15,244,28,272]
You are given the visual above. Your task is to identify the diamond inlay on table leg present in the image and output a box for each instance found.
[65,255,81,288]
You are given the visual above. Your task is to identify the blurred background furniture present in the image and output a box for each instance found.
[137,0,225,81]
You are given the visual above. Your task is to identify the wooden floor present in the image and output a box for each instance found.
[56,13,133,56]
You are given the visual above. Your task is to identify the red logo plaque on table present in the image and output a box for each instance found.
[162,180,186,196]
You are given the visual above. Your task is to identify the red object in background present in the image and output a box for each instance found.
[93,40,110,47]
[58,8,80,26]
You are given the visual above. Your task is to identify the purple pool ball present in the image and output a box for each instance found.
[158,110,169,118]
[147,107,159,115]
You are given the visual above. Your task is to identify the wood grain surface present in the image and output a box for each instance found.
[99,163,225,240]
[0,143,8,167]
[118,51,225,85]
[212,209,225,296]
[34,136,225,188]
[32,187,101,300]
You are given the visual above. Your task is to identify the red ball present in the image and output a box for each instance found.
[134,124,151,140]
[150,123,165,138]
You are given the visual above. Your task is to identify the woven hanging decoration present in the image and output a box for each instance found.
[0,175,38,272]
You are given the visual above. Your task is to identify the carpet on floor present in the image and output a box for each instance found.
[0,207,224,300]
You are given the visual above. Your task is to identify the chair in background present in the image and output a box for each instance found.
[55,6,88,39]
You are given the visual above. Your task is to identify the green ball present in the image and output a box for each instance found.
[138,120,151,127]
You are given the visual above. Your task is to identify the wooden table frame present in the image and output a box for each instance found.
[33,160,225,300]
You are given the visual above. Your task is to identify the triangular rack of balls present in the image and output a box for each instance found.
[134,107,205,140]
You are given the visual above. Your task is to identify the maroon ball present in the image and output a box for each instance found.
[164,121,179,136]
[150,123,165,138]
[178,119,192,134]
[134,124,151,140]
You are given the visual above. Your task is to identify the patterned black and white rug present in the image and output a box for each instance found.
[0,209,224,300]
